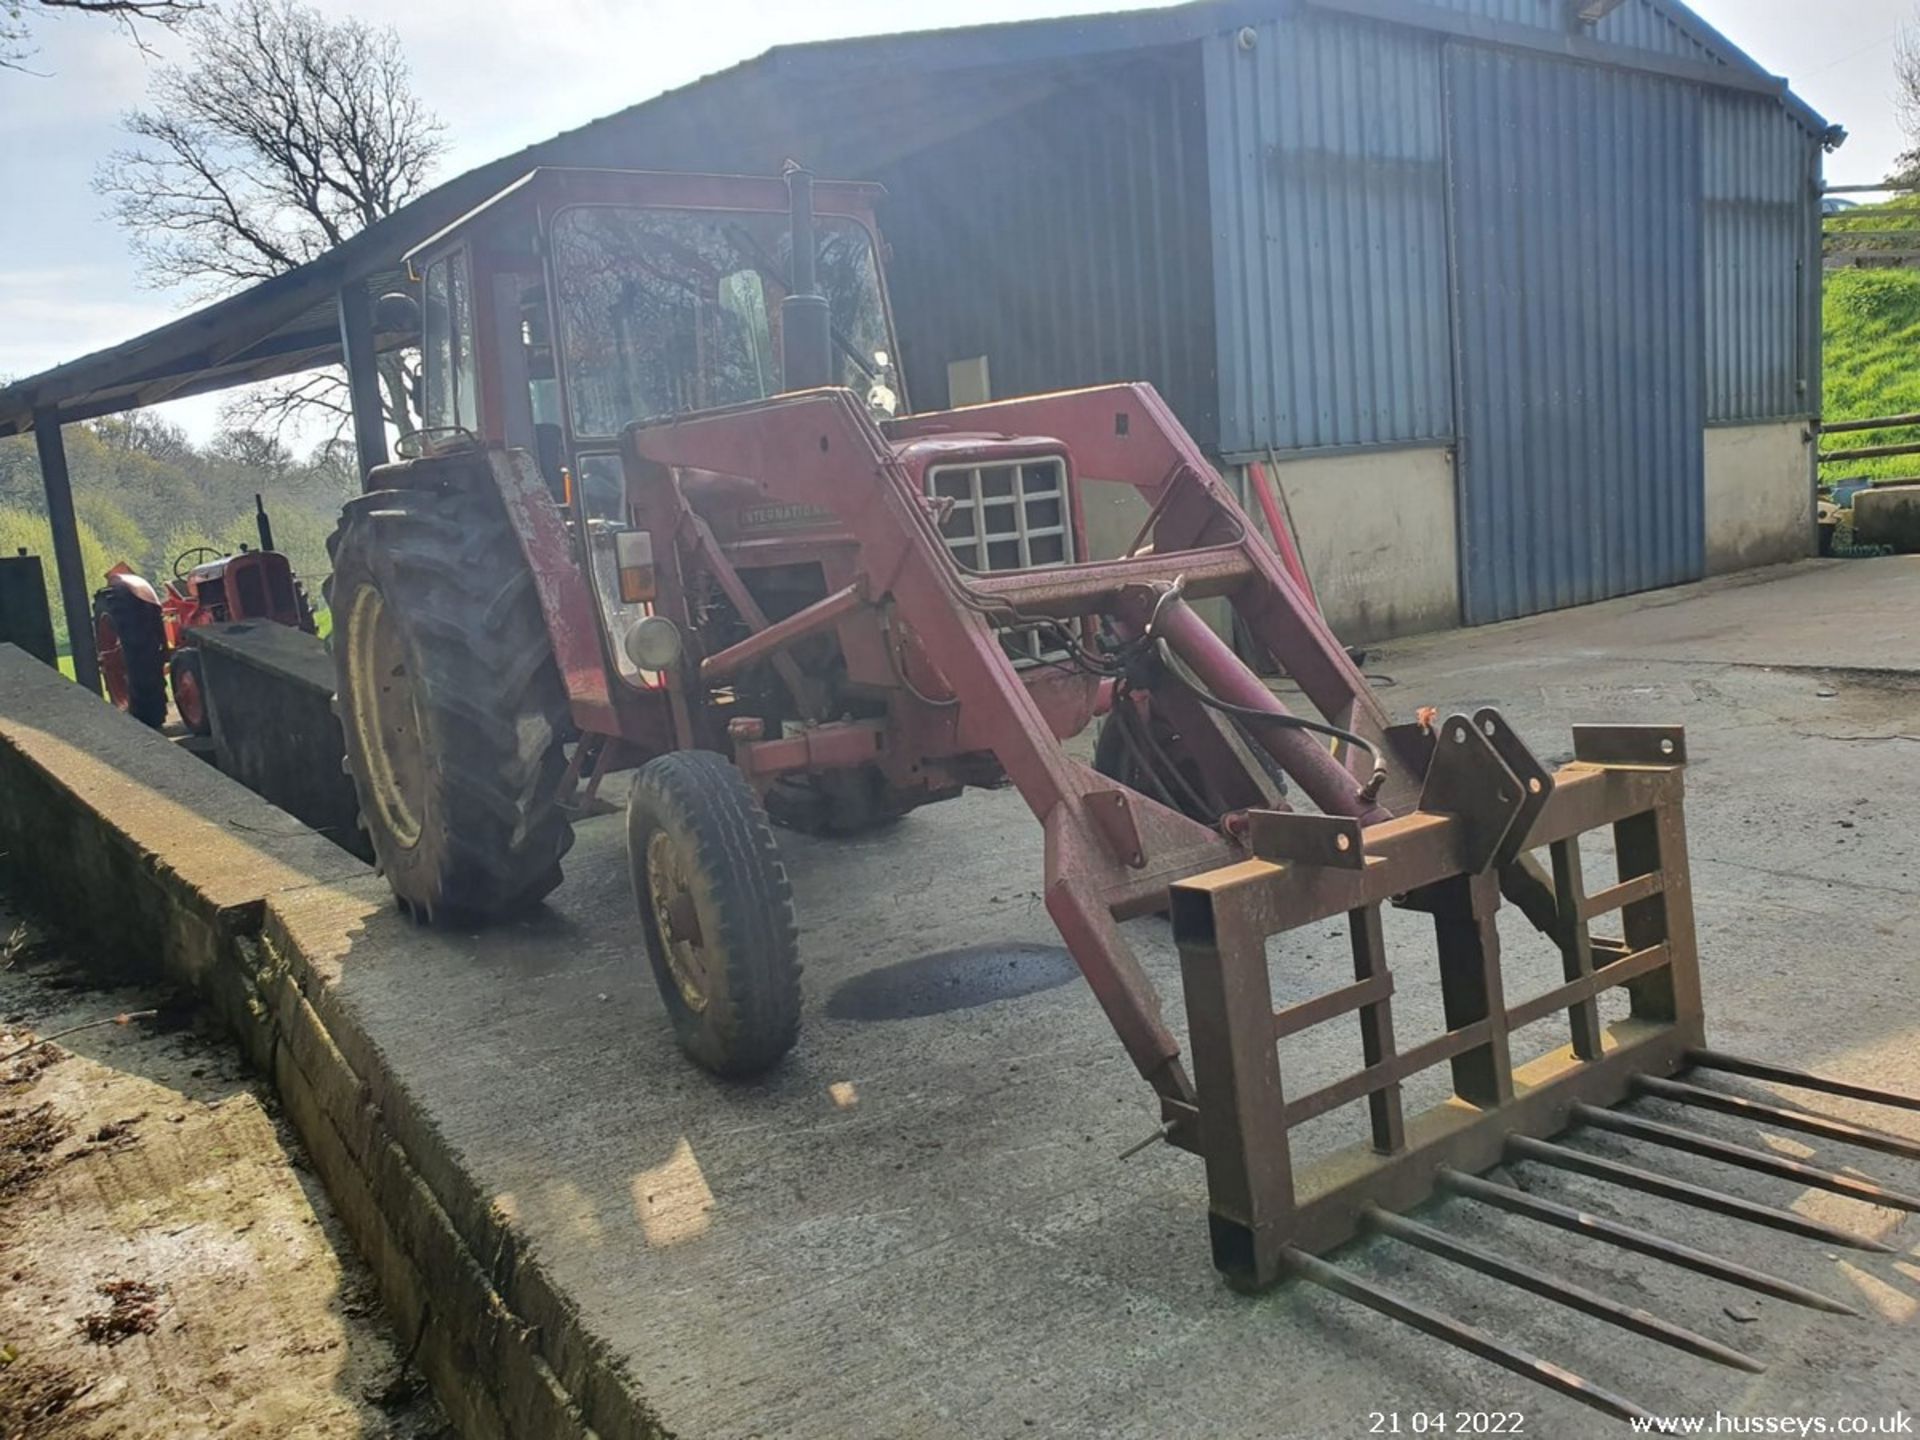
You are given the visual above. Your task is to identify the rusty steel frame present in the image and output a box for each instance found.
[1156,717,1920,1419]
[1170,722,1706,1291]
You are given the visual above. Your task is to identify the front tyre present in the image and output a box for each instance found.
[627,751,801,1077]
[169,646,212,737]
[325,486,573,923]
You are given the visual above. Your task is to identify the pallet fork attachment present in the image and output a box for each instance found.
[621,385,1912,1423]
[1172,721,1920,1423]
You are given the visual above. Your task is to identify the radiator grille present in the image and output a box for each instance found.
[268,564,296,616]
[234,563,268,618]
[926,457,1074,664]
[927,459,1073,573]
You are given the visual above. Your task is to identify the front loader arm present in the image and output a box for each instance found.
[624,385,1425,1115]
[890,383,1405,798]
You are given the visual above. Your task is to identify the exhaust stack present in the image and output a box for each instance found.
[254,493,276,553]
[780,162,833,391]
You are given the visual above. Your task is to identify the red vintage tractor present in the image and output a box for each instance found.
[319,165,1919,1406]
[92,495,316,734]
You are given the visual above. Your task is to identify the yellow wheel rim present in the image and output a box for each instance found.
[346,586,427,850]
[646,829,710,1012]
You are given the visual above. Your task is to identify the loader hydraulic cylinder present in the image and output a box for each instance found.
[1132,594,1380,821]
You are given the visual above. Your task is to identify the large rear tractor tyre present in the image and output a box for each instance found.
[92,585,167,729]
[325,486,574,924]
[627,751,801,1077]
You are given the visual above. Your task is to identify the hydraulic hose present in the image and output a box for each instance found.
[1116,589,1388,821]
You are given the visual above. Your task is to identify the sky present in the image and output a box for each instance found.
[0,0,1913,448]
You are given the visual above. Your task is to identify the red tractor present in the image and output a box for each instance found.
[322,166,1875,1356]
[176,160,1920,1412]
[327,164,1411,1079]
[92,495,316,734]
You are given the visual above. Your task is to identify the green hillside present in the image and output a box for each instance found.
[1823,266,1920,482]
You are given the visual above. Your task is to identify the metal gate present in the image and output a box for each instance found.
[1446,45,1705,625]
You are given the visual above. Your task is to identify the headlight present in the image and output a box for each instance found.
[624,615,683,671]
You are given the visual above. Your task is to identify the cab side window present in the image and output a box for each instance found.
[421,253,479,433]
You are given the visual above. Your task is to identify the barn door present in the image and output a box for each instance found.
[1446,44,1705,625]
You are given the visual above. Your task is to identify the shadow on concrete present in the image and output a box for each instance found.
[825,942,1078,1020]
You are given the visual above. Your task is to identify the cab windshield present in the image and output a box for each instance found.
[551,205,891,437]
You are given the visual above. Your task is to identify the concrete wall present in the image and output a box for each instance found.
[1252,446,1461,643]
[194,622,370,862]
[1854,483,1920,551]
[1704,422,1815,575]
[1082,449,1462,645]
[0,646,646,1440]
[1089,430,1807,650]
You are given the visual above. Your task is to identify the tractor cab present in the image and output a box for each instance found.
[401,167,907,693]
[401,167,901,507]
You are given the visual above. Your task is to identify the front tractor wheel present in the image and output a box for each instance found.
[325,487,574,923]
[169,646,211,737]
[627,751,801,1077]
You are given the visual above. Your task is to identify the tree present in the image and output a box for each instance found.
[97,0,443,436]
[2,0,194,71]
[1893,20,1920,187]
[209,426,292,479]
[0,415,357,649]
[91,411,194,466]
[0,505,110,641]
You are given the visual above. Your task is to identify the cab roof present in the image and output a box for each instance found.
[402,167,888,268]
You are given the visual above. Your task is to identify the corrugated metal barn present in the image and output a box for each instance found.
[677,0,1835,635]
[1,0,1835,644]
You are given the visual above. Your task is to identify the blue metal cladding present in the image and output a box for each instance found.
[1427,0,1725,66]
[1202,14,1455,455]
[874,52,1219,446]
[1447,44,1705,624]
[1704,93,1820,421]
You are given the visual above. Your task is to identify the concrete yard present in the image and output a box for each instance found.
[8,555,1920,1438]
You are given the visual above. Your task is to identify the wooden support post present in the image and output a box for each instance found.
[32,408,100,696]
[337,281,388,482]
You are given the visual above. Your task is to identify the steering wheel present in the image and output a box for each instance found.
[173,546,224,581]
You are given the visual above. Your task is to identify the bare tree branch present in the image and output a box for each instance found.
[3,0,197,70]
[95,0,442,430]
[218,367,356,449]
